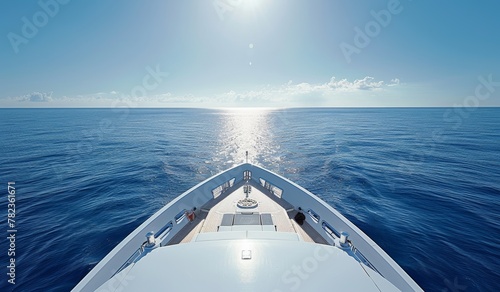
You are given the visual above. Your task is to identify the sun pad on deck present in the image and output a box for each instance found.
[220,214,234,226]
[260,214,273,225]
[234,214,260,225]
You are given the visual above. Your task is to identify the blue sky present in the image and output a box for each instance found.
[1,0,499,107]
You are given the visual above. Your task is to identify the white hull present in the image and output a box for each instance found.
[73,163,422,291]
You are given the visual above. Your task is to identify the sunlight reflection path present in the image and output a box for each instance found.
[216,108,274,167]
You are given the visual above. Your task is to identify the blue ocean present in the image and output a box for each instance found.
[0,108,499,292]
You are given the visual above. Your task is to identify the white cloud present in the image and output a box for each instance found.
[1,76,401,107]
[388,78,400,87]
[19,92,53,102]
[210,76,400,106]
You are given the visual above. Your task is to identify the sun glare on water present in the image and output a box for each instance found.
[217,108,273,166]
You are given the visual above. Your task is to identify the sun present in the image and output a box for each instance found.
[241,0,263,11]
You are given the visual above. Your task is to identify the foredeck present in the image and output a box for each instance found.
[75,163,422,292]
[96,181,403,291]
[167,182,326,245]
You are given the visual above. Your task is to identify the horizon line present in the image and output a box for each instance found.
[1,106,500,110]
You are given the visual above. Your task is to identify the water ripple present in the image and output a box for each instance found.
[0,108,498,291]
